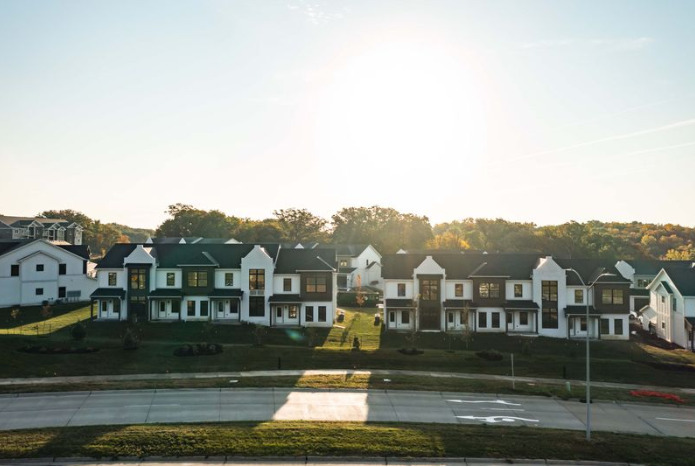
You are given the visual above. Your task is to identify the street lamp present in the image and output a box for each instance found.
[565,268,614,442]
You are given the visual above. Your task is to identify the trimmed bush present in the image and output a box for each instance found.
[174,342,223,357]
[476,349,504,361]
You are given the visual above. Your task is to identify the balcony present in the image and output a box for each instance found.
[249,289,265,296]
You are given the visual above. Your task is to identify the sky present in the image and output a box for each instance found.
[1,0,694,229]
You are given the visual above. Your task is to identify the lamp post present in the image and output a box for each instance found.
[565,268,614,442]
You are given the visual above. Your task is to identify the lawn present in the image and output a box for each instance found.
[0,303,92,335]
[0,421,693,464]
[1,305,694,391]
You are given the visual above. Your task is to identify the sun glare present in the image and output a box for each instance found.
[316,36,487,179]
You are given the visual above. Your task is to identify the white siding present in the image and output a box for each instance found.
[273,274,300,294]
[155,269,182,289]
[505,280,532,300]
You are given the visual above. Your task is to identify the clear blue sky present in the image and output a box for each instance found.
[2,0,694,229]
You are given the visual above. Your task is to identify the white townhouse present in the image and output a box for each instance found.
[382,252,630,341]
[330,244,382,291]
[0,239,96,307]
[0,215,83,245]
[639,265,695,350]
[91,242,337,328]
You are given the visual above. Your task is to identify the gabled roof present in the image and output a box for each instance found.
[662,266,695,296]
[0,239,90,261]
[554,258,630,286]
[0,215,76,227]
[327,244,369,257]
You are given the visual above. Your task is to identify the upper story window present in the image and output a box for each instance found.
[224,272,234,287]
[130,268,147,290]
[166,272,175,286]
[514,284,522,298]
[397,283,406,297]
[36,264,44,272]
[542,281,558,301]
[283,278,292,292]
[455,283,464,297]
[306,275,327,293]
[59,264,66,275]
[672,297,677,311]
[479,282,500,299]
[339,259,348,267]
[601,288,623,305]
[108,272,117,286]
[421,279,439,301]
[249,269,265,290]
[10,265,19,276]
[187,271,208,288]
[574,289,584,303]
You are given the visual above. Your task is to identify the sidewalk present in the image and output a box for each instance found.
[1,368,694,394]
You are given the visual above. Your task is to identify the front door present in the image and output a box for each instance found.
[275,305,299,325]
[216,300,240,320]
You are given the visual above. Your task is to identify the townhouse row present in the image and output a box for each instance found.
[382,252,635,341]
[90,243,338,327]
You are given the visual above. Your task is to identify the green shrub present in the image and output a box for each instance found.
[476,349,503,361]
[122,329,139,350]
[71,322,87,341]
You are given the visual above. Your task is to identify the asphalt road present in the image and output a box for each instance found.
[1,388,694,437]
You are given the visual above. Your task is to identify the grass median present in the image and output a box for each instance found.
[0,421,693,464]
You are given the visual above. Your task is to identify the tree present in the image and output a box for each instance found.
[273,208,328,243]
[156,204,240,238]
[235,219,285,243]
[459,304,474,350]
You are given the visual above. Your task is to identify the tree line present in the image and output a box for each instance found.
[40,205,695,260]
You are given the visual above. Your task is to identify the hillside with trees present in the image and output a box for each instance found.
[38,206,695,260]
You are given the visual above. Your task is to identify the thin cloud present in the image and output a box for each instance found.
[519,37,654,51]
[286,1,348,25]
[503,118,695,164]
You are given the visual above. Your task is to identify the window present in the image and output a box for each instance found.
[542,306,558,328]
[101,301,108,312]
[479,282,500,299]
[519,312,528,326]
[318,306,327,322]
[306,275,327,293]
[491,312,500,328]
[460,311,468,327]
[542,281,558,301]
[276,307,283,318]
[601,289,624,305]
[478,312,487,328]
[389,311,395,323]
[514,284,522,298]
[579,317,587,331]
[455,283,464,297]
[160,301,166,312]
[59,264,66,275]
[36,264,44,272]
[574,289,584,304]
[305,306,314,322]
[187,271,208,288]
[249,269,265,290]
[398,283,406,297]
[225,273,234,287]
[187,300,196,317]
[58,287,66,298]
[130,268,147,290]
[661,321,665,329]
[614,319,623,335]
[401,310,410,324]
[661,295,665,304]
[249,297,265,317]
[114,300,121,314]
[637,278,651,288]
[448,312,454,323]
[283,278,292,292]
[108,272,117,286]
[218,301,224,313]
[10,265,19,276]
[672,298,677,311]
[201,301,209,317]
[339,259,348,267]
[600,318,610,334]
[420,279,439,301]
[36,288,43,296]
[171,300,179,314]
[507,313,513,324]
[166,273,175,286]
[289,305,298,319]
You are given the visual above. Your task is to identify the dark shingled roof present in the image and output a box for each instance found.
[627,259,694,276]
[385,298,416,307]
[91,288,126,299]
[208,289,244,298]
[663,266,695,295]
[443,299,474,308]
[0,239,90,260]
[564,306,600,315]
[504,300,539,310]
[554,258,630,286]
[268,294,302,302]
[382,253,541,280]
[328,244,369,256]
[275,248,336,273]
[148,289,184,297]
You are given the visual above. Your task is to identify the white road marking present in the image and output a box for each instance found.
[490,408,525,412]
[447,399,521,406]
[656,417,695,423]
[457,415,539,423]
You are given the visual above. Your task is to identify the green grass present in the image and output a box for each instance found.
[0,303,92,334]
[0,421,693,464]
[1,306,694,391]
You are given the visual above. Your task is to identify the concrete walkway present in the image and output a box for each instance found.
[1,368,694,394]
